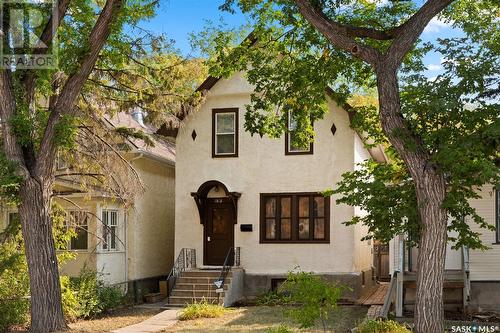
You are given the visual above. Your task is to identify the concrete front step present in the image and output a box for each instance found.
[168,295,222,305]
[175,283,229,291]
[171,289,225,297]
[176,276,232,285]
[182,270,232,278]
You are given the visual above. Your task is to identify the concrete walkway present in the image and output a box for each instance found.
[111,309,179,333]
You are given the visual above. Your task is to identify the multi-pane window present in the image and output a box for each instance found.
[212,108,238,157]
[285,111,313,155]
[102,210,118,251]
[67,211,88,250]
[261,193,330,243]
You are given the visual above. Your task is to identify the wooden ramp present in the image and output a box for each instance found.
[359,283,389,305]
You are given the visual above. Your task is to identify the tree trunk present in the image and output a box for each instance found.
[18,177,67,333]
[376,67,447,333]
[414,173,448,333]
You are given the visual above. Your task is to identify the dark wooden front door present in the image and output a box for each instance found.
[204,199,234,266]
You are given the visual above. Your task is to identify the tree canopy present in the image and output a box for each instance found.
[194,0,500,249]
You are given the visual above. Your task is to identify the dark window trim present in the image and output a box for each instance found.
[212,108,239,158]
[260,192,330,244]
[495,188,500,245]
[285,112,313,155]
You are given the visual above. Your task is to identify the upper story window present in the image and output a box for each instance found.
[102,209,118,251]
[67,211,89,250]
[260,192,330,243]
[285,111,313,155]
[212,108,238,158]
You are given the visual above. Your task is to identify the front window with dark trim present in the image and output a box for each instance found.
[260,193,330,243]
[285,111,313,155]
[212,108,238,157]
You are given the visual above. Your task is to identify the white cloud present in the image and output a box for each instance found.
[423,17,452,33]
[427,64,442,71]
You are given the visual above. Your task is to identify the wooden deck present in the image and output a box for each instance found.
[359,283,389,306]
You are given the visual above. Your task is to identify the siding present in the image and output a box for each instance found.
[468,185,500,281]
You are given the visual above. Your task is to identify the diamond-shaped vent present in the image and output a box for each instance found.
[330,123,337,136]
[191,130,197,141]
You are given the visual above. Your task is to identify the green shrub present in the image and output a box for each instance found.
[0,204,77,331]
[357,319,411,333]
[61,275,79,321]
[266,324,294,333]
[256,290,291,306]
[0,217,30,332]
[278,269,344,331]
[178,299,227,320]
[68,268,124,318]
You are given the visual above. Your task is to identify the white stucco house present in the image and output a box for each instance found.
[0,112,176,295]
[165,71,388,305]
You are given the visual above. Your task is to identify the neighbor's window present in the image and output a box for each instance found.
[261,193,330,243]
[285,111,313,155]
[67,211,89,250]
[102,210,118,251]
[212,108,238,157]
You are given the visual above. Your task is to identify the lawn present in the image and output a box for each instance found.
[163,305,368,333]
[66,307,161,332]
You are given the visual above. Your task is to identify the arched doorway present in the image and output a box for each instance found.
[191,181,240,266]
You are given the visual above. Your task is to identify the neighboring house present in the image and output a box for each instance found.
[167,71,388,305]
[387,185,500,314]
[0,112,176,288]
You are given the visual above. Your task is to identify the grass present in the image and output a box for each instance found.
[9,307,161,333]
[178,300,228,320]
[66,307,161,332]
[165,305,368,332]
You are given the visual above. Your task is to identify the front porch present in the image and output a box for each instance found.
[381,234,470,317]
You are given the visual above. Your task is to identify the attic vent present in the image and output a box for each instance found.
[331,123,337,136]
[191,130,197,141]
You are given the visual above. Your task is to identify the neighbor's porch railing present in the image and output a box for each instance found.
[166,248,196,300]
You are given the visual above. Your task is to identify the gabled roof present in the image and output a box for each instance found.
[190,74,387,163]
[106,112,175,165]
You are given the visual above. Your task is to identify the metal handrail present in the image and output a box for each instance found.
[213,247,240,290]
[166,248,196,301]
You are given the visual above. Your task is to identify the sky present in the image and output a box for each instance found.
[142,0,461,78]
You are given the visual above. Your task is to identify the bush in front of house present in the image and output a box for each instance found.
[178,299,227,320]
[357,319,411,333]
[256,290,291,306]
[277,269,344,332]
[68,268,125,318]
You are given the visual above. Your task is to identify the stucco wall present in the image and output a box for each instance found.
[353,135,374,272]
[175,72,373,275]
[127,157,175,280]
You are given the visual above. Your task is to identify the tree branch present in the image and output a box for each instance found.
[386,0,455,68]
[294,0,381,65]
[37,0,124,178]
[0,71,29,177]
[23,0,72,106]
